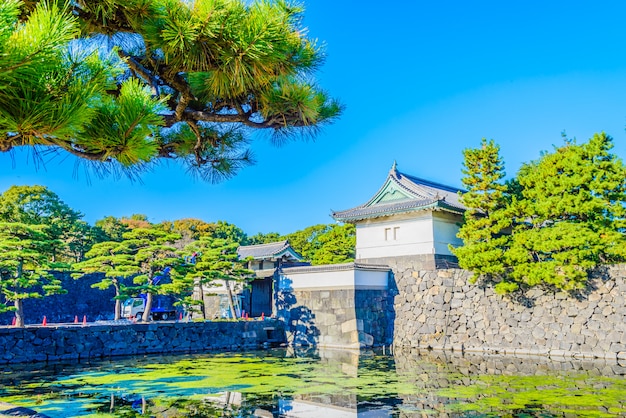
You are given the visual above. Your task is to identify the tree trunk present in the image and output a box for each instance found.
[14,299,24,328]
[225,280,237,319]
[113,282,121,321]
[142,292,153,322]
[198,280,207,320]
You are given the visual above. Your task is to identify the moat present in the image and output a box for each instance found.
[2,348,625,417]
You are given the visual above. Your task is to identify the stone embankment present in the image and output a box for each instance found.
[0,320,285,364]
[382,256,626,360]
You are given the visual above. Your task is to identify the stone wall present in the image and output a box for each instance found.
[0,320,285,364]
[364,255,626,359]
[276,288,390,348]
[0,272,116,325]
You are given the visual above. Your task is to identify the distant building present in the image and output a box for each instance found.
[237,240,305,318]
[332,162,466,261]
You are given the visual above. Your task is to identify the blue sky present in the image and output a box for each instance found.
[3,1,626,235]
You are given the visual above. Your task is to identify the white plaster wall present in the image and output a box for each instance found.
[280,269,353,290]
[354,269,389,289]
[355,214,435,259]
[280,268,388,290]
[432,211,463,256]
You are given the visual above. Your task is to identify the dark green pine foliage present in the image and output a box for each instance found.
[72,241,139,320]
[452,138,511,286]
[505,132,626,292]
[121,228,182,322]
[174,237,253,319]
[74,227,182,322]
[1,0,342,181]
[0,185,87,264]
[309,224,355,265]
[0,222,65,327]
[456,133,626,295]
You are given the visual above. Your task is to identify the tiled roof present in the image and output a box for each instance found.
[237,240,303,261]
[332,163,466,222]
[281,262,391,275]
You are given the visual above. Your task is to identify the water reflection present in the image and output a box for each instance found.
[1,347,625,417]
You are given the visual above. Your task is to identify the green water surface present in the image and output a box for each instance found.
[1,348,625,417]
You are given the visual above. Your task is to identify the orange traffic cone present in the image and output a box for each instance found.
[82,315,87,326]
[74,315,78,324]
[261,312,265,320]
[11,317,15,326]
[179,312,183,321]
[42,316,47,326]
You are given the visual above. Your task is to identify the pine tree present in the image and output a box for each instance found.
[0,185,86,264]
[1,0,342,180]
[72,241,138,320]
[456,133,626,295]
[0,222,65,327]
[74,226,182,321]
[506,132,626,291]
[453,138,512,288]
[176,237,253,319]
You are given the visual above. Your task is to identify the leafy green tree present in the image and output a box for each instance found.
[309,224,355,265]
[75,227,182,321]
[175,237,253,319]
[452,138,511,284]
[504,132,626,292]
[212,221,248,245]
[247,232,282,245]
[284,224,330,261]
[0,185,86,264]
[2,0,341,180]
[120,227,182,322]
[72,241,138,320]
[0,222,64,327]
[455,133,626,295]
[284,223,355,264]
[93,216,129,242]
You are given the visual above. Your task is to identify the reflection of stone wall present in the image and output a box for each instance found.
[362,256,626,359]
[0,320,286,364]
[277,289,389,348]
[392,347,626,416]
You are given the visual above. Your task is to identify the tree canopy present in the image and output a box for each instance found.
[454,133,626,294]
[0,0,342,180]
[0,184,92,264]
[0,222,64,327]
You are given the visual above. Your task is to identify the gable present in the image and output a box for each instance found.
[369,180,414,205]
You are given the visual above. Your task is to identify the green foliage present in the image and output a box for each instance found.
[173,236,254,316]
[309,224,356,265]
[0,184,90,263]
[284,223,355,265]
[248,231,282,245]
[73,226,183,321]
[454,133,626,294]
[212,220,249,245]
[0,222,64,326]
[2,0,342,180]
[93,215,129,242]
[453,139,510,280]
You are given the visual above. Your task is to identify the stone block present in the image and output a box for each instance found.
[341,320,358,334]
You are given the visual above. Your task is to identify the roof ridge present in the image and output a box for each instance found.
[238,239,288,249]
[399,171,465,193]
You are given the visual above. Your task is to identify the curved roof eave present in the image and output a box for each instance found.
[333,201,464,223]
